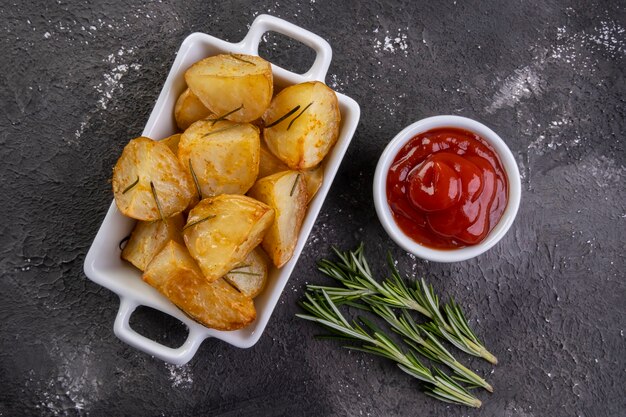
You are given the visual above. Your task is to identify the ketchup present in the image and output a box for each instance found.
[386,127,508,249]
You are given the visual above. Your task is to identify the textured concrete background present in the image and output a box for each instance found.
[1,1,625,416]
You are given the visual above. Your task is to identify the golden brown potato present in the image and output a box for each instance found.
[262,81,340,170]
[174,88,214,131]
[160,133,181,154]
[183,194,274,282]
[112,137,193,221]
[121,214,185,271]
[259,141,324,203]
[258,140,289,178]
[248,171,307,267]
[302,164,324,203]
[178,120,260,198]
[224,248,269,298]
[143,241,256,331]
[185,54,272,123]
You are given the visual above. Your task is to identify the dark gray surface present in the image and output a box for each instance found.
[1,1,624,416]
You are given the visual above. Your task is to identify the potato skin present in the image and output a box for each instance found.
[183,194,274,282]
[112,137,193,221]
[174,88,214,131]
[248,170,307,268]
[143,241,256,331]
[185,54,273,123]
[262,81,340,170]
[121,214,185,271]
[224,247,269,298]
[178,120,260,198]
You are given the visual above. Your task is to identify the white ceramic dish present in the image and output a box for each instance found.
[373,115,521,262]
[84,14,360,365]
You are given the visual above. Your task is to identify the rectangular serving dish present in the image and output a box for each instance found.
[83,14,360,365]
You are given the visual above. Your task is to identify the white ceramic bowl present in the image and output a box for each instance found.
[84,14,360,365]
[373,115,521,262]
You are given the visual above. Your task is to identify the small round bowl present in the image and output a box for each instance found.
[373,115,521,262]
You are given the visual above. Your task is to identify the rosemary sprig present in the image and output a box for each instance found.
[265,105,300,128]
[287,102,313,130]
[188,159,202,200]
[183,214,216,231]
[366,303,492,392]
[122,176,139,194]
[150,181,165,221]
[289,173,301,196]
[310,245,497,365]
[208,105,244,125]
[297,290,482,408]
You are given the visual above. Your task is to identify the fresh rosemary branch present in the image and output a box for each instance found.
[297,290,482,408]
[310,245,497,365]
[366,303,492,392]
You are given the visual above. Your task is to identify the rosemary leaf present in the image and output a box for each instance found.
[287,102,313,130]
[188,159,202,200]
[122,176,139,194]
[209,105,244,125]
[290,173,301,196]
[183,214,216,231]
[202,125,238,138]
[118,235,130,251]
[228,271,262,277]
[265,105,300,128]
[150,181,165,221]
[229,54,255,65]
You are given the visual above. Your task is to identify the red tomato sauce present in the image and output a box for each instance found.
[386,127,508,249]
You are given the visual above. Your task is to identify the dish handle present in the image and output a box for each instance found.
[113,296,206,365]
[240,14,332,82]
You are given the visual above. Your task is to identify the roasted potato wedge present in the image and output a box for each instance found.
[183,194,274,282]
[121,214,185,271]
[262,81,340,169]
[160,133,181,154]
[178,120,260,198]
[143,241,256,331]
[302,164,324,203]
[224,248,269,298]
[259,141,324,203]
[258,140,289,178]
[185,54,272,123]
[248,171,307,268]
[112,137,193,220]
[174,88,214,131]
